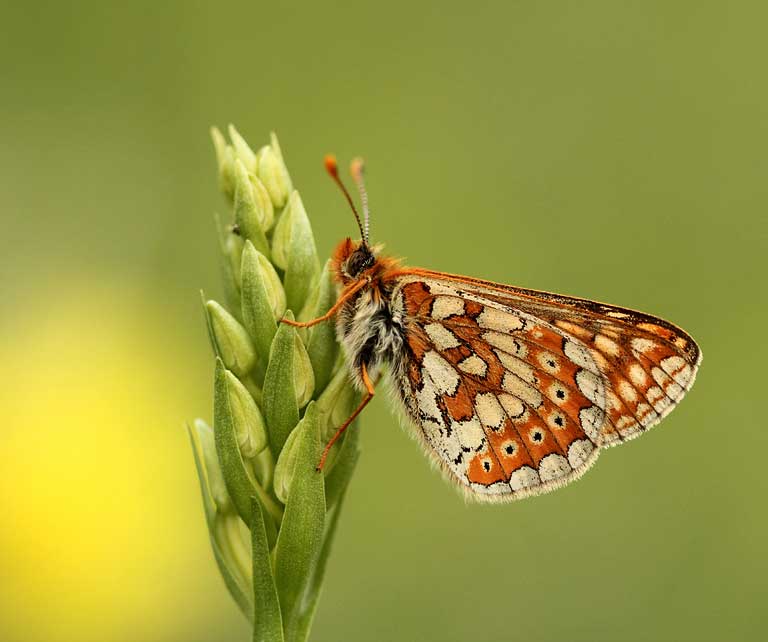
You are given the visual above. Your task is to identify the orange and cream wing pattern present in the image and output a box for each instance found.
[389,272,701,502]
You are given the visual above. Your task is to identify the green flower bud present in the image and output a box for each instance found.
[272,419,301,504]
[249,173,275,232]
[257,139,292,208]
[241,241,284,368]
[225,227,245,290]
[270,194,292,271]
[299,260,339,394]
[225,370,268,458]
[192,418,231,511]
[292,327,315,409]
[233,159,270,257]
[210,126,235,200]
[206,300,256,377]
[228,124,258,173]
[272,190,320,311]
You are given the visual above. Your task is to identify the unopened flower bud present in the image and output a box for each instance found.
[256,137,292,208]
[249,173,275,232]
[193,419,231,511]
[225,371,267,458]
[272,420,301,503]
[228,124,258,173]
[206,300,256,377]
[293,329,315,409]
[211,126,235,200]
[233,159,270,257]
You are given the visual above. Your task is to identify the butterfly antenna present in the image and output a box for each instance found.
[350,157,370,244]
[324,155,366,245]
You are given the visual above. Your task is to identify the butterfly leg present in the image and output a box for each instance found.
[316,363,375,471]
[282,279,367,329]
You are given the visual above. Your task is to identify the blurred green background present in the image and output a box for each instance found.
[2,2,766,641]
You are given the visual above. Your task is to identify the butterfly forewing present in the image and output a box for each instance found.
[389,271,701,502]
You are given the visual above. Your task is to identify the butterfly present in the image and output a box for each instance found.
[284,156,702,502]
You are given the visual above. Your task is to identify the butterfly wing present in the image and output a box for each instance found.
[388,270,701,502]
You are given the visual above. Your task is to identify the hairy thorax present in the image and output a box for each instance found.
[335,282,407,390]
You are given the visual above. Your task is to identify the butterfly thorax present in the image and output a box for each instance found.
[331,239,406,389]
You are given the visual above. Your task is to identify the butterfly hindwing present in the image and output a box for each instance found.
[389,272,701,502]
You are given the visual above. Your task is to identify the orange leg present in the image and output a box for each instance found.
[316,363,376,471]
[281,278,367,328]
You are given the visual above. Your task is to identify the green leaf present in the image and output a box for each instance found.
[250,498,285,642]
[262,314,300,455]
[299,260,339,395]
[282,191,320,313]
[293,486,353,640]
[188,422,253,622]
[234,159,270,258]
[274,403,326,640]
[323,422,360,512]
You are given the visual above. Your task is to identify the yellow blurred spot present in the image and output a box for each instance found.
[0,279,225,642]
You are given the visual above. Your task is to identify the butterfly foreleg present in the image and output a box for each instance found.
[316,363,376,472]
[281,278,367,328]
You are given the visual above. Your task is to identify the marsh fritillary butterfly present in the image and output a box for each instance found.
[284,156,701,502]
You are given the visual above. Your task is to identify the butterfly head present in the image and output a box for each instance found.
[331,238,378,284]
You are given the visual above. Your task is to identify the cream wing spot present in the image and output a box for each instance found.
[455,417,486,451]
[631,337,658,355]
[579,406,605,441]
[495,349,537,384]
[538,454,571,482]
[575,369,606,406]
[424,323,461,350]
[475,393,505,430]
[628,363,649,388]
[477,308,524,332]
[415,377,442,427]
[618,380,639,404]
[563,338,600,375]
[458,354,488,377]
[567,439,595,469]
[422,351,460,394]
[498,393,525,418]
[431,296,465,320]
[594,334,621,356]
[509,466,540,491]
[483,331,525,358]
[502,372,543,408]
